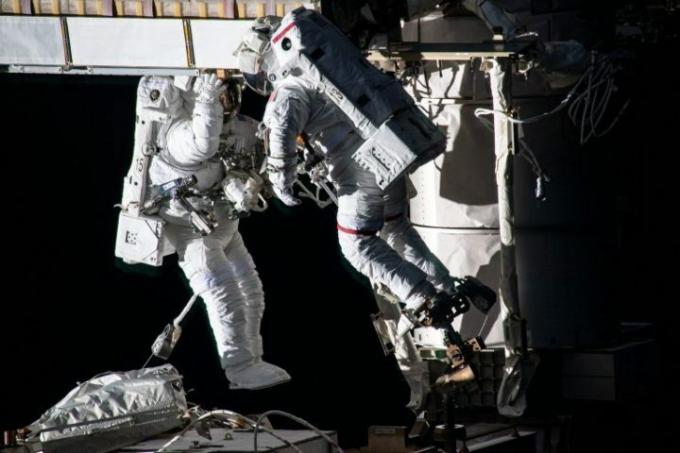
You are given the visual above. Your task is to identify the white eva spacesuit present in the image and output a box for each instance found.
[142,74,290,390]
[235,12,466,409]
[236,14,459,312]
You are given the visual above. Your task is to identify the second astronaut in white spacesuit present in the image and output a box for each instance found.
[146,74,290,390]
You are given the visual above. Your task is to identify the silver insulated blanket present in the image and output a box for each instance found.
[26,364,187,453]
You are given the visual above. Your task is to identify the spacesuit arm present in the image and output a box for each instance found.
[165,75,225,167]
[263,88,311,191]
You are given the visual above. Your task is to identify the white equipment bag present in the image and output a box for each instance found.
[25,365,188,453]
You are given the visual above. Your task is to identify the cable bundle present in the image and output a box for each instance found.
[566,54,630,145]
[474,52,630,145]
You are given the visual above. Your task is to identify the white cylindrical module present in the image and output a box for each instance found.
[404,12,616,348]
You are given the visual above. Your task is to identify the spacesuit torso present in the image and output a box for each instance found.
[263,76,363,182]
[151,120,224,191]
[149,111,267,223]
[146,93,224,225]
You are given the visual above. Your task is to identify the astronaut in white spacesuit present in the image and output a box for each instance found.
[236,16,460,321]
[234,14,471,409]
[145,74,290,390]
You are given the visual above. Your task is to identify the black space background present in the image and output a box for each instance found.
[0,39,679,449]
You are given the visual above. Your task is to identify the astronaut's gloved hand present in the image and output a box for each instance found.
[267,159,301,206]
[272,185,301,207]
[195,73,225,104]
[222,177,251,212]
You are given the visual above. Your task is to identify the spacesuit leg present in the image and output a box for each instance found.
[165,219,290,390]
[374,292,429,412]
[221,231,265,357]
[218,231,290,389]
[335,161,437,306]
[165,220,253,367]
[380,178,458,294]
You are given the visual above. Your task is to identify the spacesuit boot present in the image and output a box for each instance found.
[225,359,292,390]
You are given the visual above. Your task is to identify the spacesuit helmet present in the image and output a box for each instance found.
[219,78,243,119]
[234,16,282,96]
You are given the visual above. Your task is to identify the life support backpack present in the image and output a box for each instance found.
[270,7,445,189]
[114,76,182,267]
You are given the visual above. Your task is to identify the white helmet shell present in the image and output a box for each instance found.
[234,16,282,95]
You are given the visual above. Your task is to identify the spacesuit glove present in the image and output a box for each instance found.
[195,73,225,104]
[267,159,298,188]
[272,185,301,207]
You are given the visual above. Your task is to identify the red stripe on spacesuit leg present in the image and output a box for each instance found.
[337,224,378,236]
[272,22,296,44]
[338,213,403,235]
